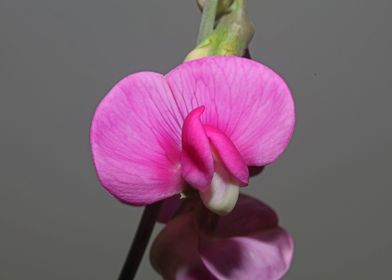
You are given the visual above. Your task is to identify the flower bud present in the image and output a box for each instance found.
[185,4,254,61]
[184,39,212,61]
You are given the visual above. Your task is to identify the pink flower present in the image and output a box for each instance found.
[90,56,294,213]
[150,194,294,280]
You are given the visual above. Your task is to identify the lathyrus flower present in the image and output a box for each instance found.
[150,194,294,280]
[90,56,294,214]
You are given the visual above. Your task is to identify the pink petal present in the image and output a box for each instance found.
[90,72,184,205]
[150,213,216,280]
[181,107,214,191]
[152,195,294,280]
[204,125,248,186]
[214,194,279,238]
[157,194,184,223]
[199,194,293,280]
[199,229,294,280]
[166,56,295,166]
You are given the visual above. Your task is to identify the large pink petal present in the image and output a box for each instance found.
[181,107,214,191]
[199,229,294,280]
[214,194,279,238]
[166,56,295,166]
[199,194,294,279]
[90,72,184,205]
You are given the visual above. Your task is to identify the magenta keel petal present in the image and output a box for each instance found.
[204,125,249,186]
[181,107,214,191]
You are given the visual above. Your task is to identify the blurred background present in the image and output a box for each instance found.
[1,0,391,279]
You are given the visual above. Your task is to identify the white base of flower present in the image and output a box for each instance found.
[199,159,240,215]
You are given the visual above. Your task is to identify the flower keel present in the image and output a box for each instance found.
[181,107,249,215]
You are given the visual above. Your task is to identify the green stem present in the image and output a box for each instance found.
[231,0,245,11]
[186,0,254,61]
[197,0,219,44]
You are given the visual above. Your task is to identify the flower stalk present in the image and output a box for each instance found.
[186,0,254,61]
[197,0,219,44]
[118,202,161,280]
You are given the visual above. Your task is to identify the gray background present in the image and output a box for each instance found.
[1,0,391,279]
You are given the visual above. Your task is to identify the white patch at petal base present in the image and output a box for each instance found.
[199,159,240,216]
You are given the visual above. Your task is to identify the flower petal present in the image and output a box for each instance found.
[150,212,216,280]
[90,72,184,205]
[199,194,294,279]
[157,194,184,223]
[181,107,214,191]
[166,56,295,166]
[214,194,279,238]
[151,195,294,280]
[204,125,248,186]
[199,229,294,280]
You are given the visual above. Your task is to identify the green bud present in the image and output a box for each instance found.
[211,8,254,56]
[185,38,213,61]
[186,1,254,61]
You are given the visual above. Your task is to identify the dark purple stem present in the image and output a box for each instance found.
[118,202,161,280]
